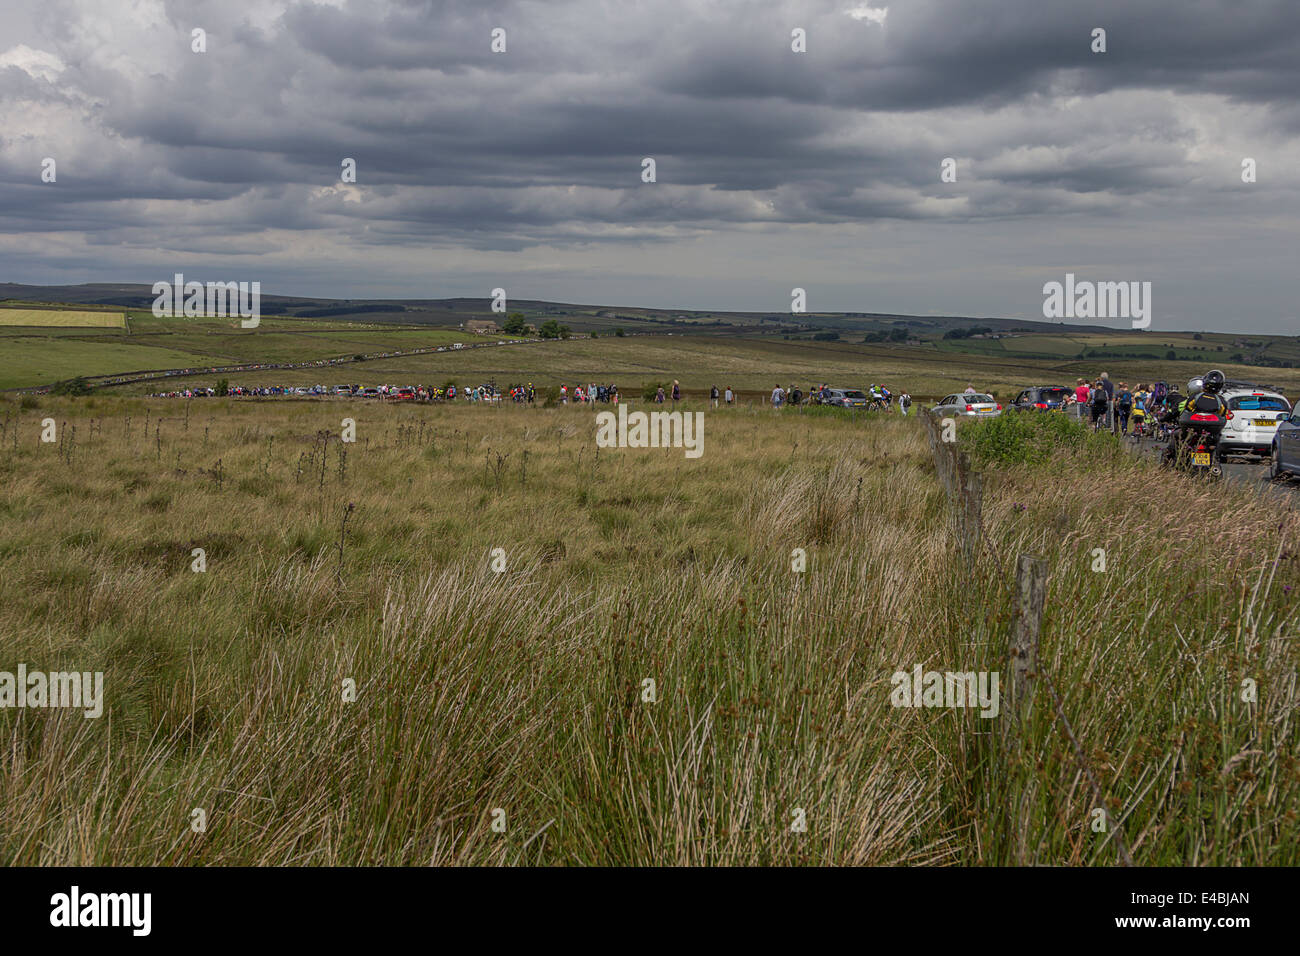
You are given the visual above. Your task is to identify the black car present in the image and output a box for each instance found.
[1010,385,1071,411]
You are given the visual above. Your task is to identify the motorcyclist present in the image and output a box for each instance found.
[1163,370,1228,464]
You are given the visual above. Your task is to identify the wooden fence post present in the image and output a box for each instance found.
[1010,553,1046,706]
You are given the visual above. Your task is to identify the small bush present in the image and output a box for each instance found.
[642,380,670,402]
[51,377,93,397]
[962,410,1116,466]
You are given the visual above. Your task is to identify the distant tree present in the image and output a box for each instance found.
[502,312,529,335]
[614,328,626,337]
[538,319,569,340]
[812,331,839,341]
[1193,333,1203,340]
[51,376,92,396]
[216,378,230,397]
[1165,350,1176,360]
[1230,352,1243,362]
[354,354,365,362]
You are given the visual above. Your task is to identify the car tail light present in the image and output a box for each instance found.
[1226,411,1234,420]
[996,404,1003,410]
[965,404,973,411]
[1189,413,1219,422]
[1034,402,1048,409]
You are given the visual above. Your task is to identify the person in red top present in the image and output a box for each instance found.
[1074,378,1090,421]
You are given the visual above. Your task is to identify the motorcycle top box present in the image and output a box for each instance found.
[1179,410,1226,429]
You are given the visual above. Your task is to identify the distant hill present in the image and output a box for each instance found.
[0,282,1127,337]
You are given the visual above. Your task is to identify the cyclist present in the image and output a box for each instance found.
[1089,379,1109,430]
[1115,382,1134,436]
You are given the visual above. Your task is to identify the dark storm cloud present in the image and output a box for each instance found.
[0,0,1297,328]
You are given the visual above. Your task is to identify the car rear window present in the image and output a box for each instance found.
[966,394,995,403]
[1229,396,1289,411]
[842,390,866,399]
[1040,389,1069,401]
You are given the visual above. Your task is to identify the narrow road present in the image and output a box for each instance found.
[1125,429,1297,501]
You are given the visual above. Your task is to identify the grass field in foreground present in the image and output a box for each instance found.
[0,395,1295,865]
[0,309,125,328]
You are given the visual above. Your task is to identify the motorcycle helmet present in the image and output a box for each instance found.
[1186,376,1204,396]
[1203,369,1225,394]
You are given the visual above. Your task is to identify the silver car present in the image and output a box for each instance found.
[1268,409,1300,480]
[821,387,870,408]
[932,392,1002,418]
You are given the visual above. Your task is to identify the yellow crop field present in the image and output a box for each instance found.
[0,309,126,328]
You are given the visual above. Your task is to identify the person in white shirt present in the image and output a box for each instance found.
[771,385,785,408]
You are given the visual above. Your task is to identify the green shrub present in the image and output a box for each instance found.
[50,377,92,396]
[962,410,1116,466]
[642,380,670,402]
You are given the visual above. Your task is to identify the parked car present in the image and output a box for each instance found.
[1269,408,1300,480]
[932,393,1002,417]
[820,387,870,408]
[360,387,380,398]
[393,387,416,401]
[1010,385,1071,411]
[1217,384,1291,459]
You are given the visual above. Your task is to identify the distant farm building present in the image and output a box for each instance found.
[466,319,499,334]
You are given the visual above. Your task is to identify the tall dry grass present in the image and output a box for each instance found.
[0,395,1295,864]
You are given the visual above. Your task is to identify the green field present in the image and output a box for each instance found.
[0,309,125,328]
[112,334,1300,402]
[0,339,218,390]
[3,298,1298,403]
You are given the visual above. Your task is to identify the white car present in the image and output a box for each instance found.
[932,393,1002,418]
[1217,384,1291,458]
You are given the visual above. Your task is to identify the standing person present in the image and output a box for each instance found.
[710,384,720,408]
[791,384,802,407]
[671,380,681,404]
[725,385,734,406]
[771,383,785,408]
[560,384,568,404]
[655,386,665,403]
[963,383,977,395]
[1074,378,1090,422]
[900,391,912,416]
[1115,382,1134,436]
[1100,372,1115,431]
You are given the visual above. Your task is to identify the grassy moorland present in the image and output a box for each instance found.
[0,395,1295,865]
[90,333,1300,405]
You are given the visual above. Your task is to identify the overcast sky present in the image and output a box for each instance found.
[2,0,1298,332]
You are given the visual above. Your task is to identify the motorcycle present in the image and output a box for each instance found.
[1166,410,1226,479]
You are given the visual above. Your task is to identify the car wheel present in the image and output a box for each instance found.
[1268,443,1287,482]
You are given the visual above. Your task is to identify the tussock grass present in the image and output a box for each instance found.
[0,396,1296,865]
